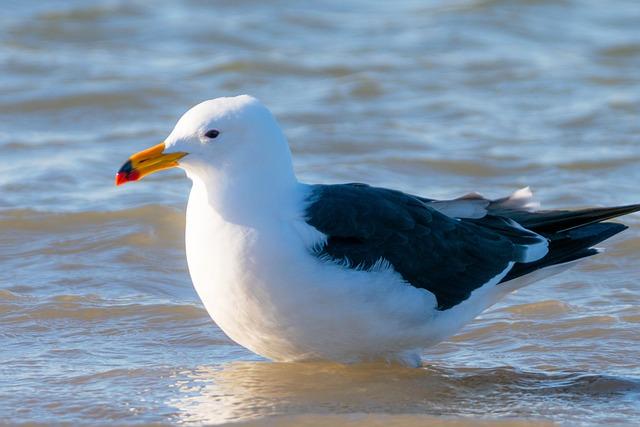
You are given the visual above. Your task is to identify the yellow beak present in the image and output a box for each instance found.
[115,142,187,186]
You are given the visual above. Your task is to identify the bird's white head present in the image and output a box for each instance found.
[116,95,298,210]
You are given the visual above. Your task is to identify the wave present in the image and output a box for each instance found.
[1,294,207,323]
[0,204,183,232]
[0,86,175,114]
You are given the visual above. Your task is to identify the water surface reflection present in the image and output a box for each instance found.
[170,361,640,425]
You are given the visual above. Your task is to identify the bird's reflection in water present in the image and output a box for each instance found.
[169,361,639,426]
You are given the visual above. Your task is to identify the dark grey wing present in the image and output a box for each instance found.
[392,186,639,288]
[304,183,547,310]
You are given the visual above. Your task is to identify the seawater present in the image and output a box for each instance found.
[1,0,640,425]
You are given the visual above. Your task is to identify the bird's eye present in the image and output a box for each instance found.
[204,129,220,139]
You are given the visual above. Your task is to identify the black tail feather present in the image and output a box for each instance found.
[493,204,640,235]
[501,222,628,283]
[483,195,639,284]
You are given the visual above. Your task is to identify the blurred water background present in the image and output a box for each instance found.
[1,0,640,425]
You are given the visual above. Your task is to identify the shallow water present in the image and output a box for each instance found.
[1,0,640,425]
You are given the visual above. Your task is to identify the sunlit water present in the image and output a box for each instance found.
[1,0,640,425]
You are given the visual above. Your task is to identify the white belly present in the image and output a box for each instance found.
[183,182,503,364]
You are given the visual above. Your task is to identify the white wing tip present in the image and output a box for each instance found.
[520,238,549,263]
[506,218,549,263]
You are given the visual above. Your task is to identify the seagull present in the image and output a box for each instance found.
[116,95,639,366]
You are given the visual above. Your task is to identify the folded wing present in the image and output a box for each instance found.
[304,183,548,310]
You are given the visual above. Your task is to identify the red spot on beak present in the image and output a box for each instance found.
[115,169,140,186]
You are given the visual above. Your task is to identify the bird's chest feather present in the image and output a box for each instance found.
[184,190,315,358]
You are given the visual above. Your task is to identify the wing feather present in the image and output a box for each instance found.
[304,183,547,310]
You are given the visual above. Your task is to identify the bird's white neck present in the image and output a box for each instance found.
[183,144,300,226]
